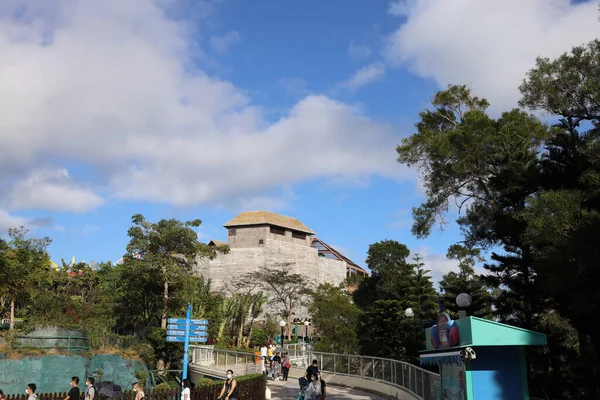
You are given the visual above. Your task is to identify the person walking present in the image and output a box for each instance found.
[64,377,80,400]
[132,382,145,400]
[305,374,322,400]
[181,379,191,400]
[281,352,291,381]
[218,370,239,400]
[84,377,96,400]
[26,384,37,400]
[306,359,319,380]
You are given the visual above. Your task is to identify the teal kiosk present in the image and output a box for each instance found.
[420,310,547,399]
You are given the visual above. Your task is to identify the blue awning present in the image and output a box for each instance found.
[419,350,462,366]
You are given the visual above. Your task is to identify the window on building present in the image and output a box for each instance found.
[270,227,285,236]
[259,239,264,245]
[229,228,236,236]
[292,231,306,240]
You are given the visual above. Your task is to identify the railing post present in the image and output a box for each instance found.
[372,358,375,378]
[348,355,350,375]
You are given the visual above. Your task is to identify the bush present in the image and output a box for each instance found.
[196,378,214,386]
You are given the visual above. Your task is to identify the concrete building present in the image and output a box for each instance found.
[195,211,368,293]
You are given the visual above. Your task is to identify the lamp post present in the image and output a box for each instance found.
[404,307,415,318]
[304,320,309,342]
[456,293,472,319]
[279,320,286,348]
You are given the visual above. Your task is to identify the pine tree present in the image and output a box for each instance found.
[407,255,438,322]
[439,245,492,318]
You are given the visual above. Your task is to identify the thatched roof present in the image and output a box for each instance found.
[223,211,315,234]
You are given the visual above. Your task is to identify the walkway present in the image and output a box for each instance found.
[267,379,391,400]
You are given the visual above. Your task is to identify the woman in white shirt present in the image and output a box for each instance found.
[305,374,322,400]
[132,382,144,400]
[181,379,191,400]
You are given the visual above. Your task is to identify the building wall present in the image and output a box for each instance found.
[194,229,347,318]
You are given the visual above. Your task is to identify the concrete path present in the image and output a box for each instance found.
[267,379,391,399]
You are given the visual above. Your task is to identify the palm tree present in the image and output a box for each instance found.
[246,293,266,347]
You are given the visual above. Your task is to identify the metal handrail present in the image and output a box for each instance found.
[189,346,440,400]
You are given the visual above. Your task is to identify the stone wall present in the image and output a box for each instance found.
[194,232,347,319]
[0,353,149,395]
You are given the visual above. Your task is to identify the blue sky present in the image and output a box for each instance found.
[0,0,598,283]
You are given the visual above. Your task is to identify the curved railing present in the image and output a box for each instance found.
[189,345,440,400]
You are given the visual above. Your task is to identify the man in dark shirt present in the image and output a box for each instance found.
[65,376,80,400]
[305,359,319,380]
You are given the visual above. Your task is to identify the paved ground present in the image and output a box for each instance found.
[267,379,391,399]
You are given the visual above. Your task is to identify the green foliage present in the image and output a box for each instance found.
[357,300,420,363]
[196,378,214,386]
[135,370,148,385]
[353,240,413,308]
[248,263,310,343]
[309,283,361,354]
[439,245,492,318]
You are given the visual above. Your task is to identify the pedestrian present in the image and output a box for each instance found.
[132,382,145,400]
[0,389,5,400]
[85,377,96,400]
[181,379,191,400]
[281,352,291,381]
[26,384,37,400]
[305,374,322,400]
[217,369,239,400]
[306,359,319,380]
[64,377,80,400]
[260,344,268,375]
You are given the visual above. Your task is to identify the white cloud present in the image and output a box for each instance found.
[340,63,386,92]
[9,169,104,213]
[385,0,600,112]
[0,0,409,213]
[209,30,241,54]
[348,41,371,60]
[0,209,27,233]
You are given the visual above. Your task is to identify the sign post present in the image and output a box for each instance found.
[166,305,209,382]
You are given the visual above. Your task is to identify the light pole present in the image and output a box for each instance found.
[279,320,286,348]
[304,320,309,342]
[404,307,415,318]
[456,293,472,319]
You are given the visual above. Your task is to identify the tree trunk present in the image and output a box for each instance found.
[237,315,244,347]
[287,314,292,346]
[161,274,168,329]
[246,319,254,347]
[9,295,15,330]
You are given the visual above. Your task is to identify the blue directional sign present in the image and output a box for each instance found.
[167,330,208,337]
[167,336,207,343]
[167,324,208,331]
[167,306,209,381]
[167,318,208,325]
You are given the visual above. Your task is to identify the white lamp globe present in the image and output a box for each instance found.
[304,321,309,326]
[279,320,286,327]
[404,308,415,318]
[456,293,473,308]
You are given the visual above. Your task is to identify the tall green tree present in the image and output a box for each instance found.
[250,263,310,343]
[309,283,362,354]
[518,39,600,398]
[0,227,52,330]
[353,240,413,308]
[125,214,226,330]
[407,255,438,322]
[396,85,550,330]
[439,245,492,318]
